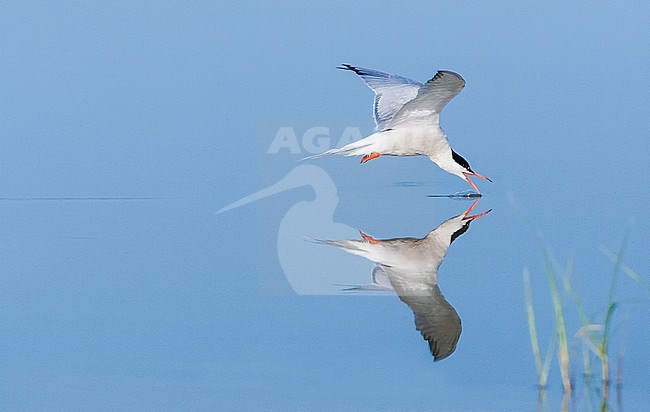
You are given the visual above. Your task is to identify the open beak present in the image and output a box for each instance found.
[461,198,492,221]
[467,171,492,183]
[462,171,492,194]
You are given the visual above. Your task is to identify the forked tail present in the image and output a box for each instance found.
[300,141,373,161]
[308,237,378,260]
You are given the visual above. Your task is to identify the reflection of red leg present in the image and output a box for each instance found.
[360,152,381,163]
[359,231,379,244]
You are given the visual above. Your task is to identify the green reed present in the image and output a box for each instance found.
[523,268,554,388]
[523,231,644,395]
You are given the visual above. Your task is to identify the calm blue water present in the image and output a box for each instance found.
[1,2,648,411]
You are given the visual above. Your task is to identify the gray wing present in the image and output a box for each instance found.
[395,284,462,361]
[388,70,465,128]
[339,64,422,131]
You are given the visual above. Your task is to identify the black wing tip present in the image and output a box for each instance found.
[337,64,368,76]
[337,64,363,75]
[433,352,452,362]
[430,339,455,362]
[434,70,465,85]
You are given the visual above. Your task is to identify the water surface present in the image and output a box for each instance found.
[1,1,648,411]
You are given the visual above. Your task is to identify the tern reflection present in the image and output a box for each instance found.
[318,199,491,361]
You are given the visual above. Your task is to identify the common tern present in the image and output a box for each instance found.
[305,64,492,194]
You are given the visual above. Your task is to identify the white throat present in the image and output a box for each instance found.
[429,150,467,179]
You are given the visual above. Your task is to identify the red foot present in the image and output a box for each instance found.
[360,152,381,163]
[359,231,379,244]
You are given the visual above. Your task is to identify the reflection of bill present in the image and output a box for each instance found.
[316,200,491,361]
[218,165,368,295]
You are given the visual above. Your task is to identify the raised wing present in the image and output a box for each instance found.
[338,64,422,131]
[391,281,462,361]
[388,70,465,128]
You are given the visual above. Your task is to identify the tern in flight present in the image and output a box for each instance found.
[316,199,491,361]
[305,64,492,194]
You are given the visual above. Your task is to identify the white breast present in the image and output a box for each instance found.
[377,126,448,157]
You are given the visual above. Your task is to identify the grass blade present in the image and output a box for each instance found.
[524,268,545,386]
[541,247,571,392]
[600,232,628,384]
[599,246,649,295]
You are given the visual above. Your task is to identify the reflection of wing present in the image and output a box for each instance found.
[391,280,461,361]
[370,265,393,290]
[338,64,422,131]
[339,265,395,293]
[389,70,465,128]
